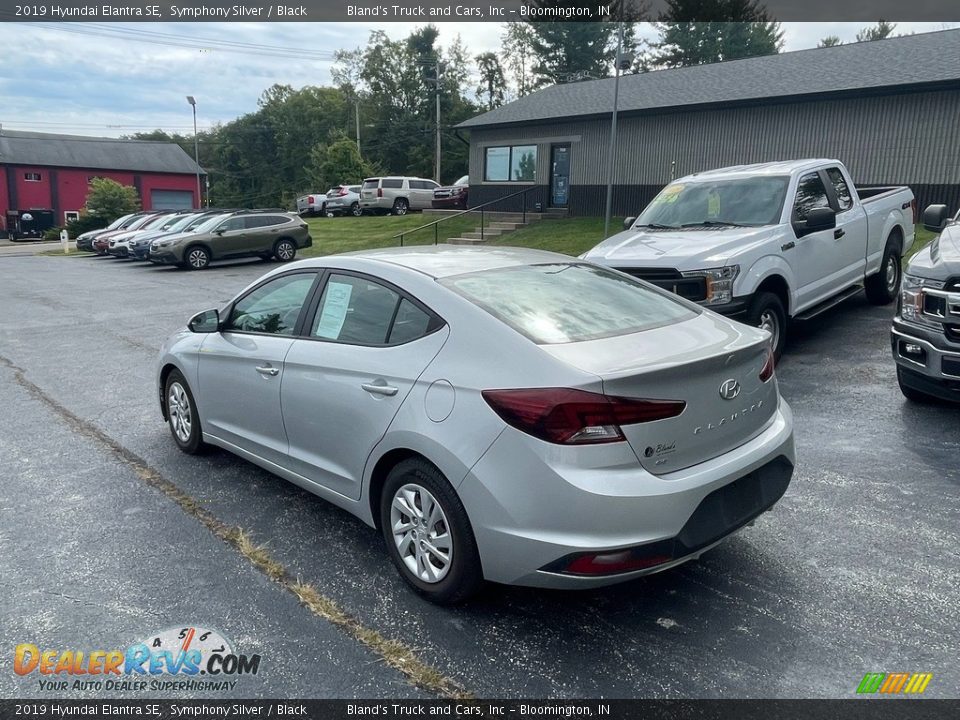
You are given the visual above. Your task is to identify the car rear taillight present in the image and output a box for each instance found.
[759,348,775,383]
[377,187,383,198]
[308,195,314,203]
[337,188,348,196]
[481,388,685,445]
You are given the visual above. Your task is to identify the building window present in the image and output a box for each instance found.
[24,172,42,182]
[484,145,537,182]
[64,211,80,224]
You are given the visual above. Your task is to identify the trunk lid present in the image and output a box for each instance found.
[541,312,778,474]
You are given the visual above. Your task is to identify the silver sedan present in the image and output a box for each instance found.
[157,246,795,603]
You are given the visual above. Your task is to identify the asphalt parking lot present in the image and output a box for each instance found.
[1,252,957,700]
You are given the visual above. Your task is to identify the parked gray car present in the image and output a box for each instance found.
[324,185,363,217]
[148,211,312,270]
[360,176,439,215]
[156,246,795,602]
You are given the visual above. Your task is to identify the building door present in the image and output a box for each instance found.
[550,144,570,208]
[151,189,194,210]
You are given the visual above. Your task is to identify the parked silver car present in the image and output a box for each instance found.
[157,247,795,603]
[324,185,363,217]
[360,176,440,215]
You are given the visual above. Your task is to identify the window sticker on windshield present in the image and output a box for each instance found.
[314,282,353,339]
[707,190,721,217]
[652,184,684,205]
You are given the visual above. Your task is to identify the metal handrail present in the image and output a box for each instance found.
[394,185,538,246]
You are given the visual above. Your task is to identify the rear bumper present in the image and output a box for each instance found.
[891,320,960,401]
[360,198,392,211]
[459,400,795,588]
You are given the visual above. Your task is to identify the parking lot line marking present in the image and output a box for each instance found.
[0,354,470,700]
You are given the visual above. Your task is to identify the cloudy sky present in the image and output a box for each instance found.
[0,21,953,137]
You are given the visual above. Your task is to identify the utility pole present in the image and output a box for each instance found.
[603,23,629,241]
[435,63,443,183]
[186,96,202,208]
[355,99,361,155]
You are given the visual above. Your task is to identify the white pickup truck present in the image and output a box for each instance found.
[584,159,915,357]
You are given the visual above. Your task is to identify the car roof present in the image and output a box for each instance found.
[679,158,840,183]
[312,245,575,279]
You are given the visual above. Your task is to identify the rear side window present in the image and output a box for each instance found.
[311,274,439,346]
[442,263,697,345]
[349,186,361,193]
[826,167,853,211]
[382,179,403,189]
[793,172,831,221]
[362,179,380,190]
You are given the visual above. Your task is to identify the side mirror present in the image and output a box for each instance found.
[922,204,949,234]
[623,217,636,231]
[188,308,220,333]
[214,229,225,235]
[804,207,836,232]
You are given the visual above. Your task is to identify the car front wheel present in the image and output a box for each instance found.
[184,245,211,270]
[165,370,205,454]
[746,291,787,361]
[380,458,483,604]
[865,240,901,305]
[350,202,363,217]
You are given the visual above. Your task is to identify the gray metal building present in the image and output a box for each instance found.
[457,29,960,217]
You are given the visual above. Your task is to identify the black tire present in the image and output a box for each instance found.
[865,239,902,305]
[350,202,363,217]
[379,458,484,604]
[273,238,297,262]
[897,367,933,403]
[184,245,211,271]
[164,370,206,454]
[392,198,409,216]
[746,291,787,361]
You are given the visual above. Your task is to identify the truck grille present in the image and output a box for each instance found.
[614,267,707,302]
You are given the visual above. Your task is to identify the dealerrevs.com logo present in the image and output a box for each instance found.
[14,625,261,692]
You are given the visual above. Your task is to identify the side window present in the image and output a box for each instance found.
[311,275,439,346]
[382,179,403,189]
[219,217,245,232]
[226,273,317,336]
[243,216,267,229]
[792,172,830,222]
[826,168,853,211]
[388,299,432,344]
[409,180,426,190]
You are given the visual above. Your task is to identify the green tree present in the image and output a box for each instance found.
[526,20,619,86]
[83,177,140,220]
[476,52,507,109]
[818,36,842,47]
[503,23,536,97]
[652,0,784,67]
[856,21,896,42]
[307,136,377,190]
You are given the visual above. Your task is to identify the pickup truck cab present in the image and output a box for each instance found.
[891,204,960,403]
[583,159,915,357]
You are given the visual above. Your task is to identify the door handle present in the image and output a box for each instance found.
[834,228,845,239]
[361,383,398,397]
[256,365,280,377]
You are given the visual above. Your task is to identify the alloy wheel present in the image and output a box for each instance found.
[885,255,899,293]
[276,241,295,261]
[188,248,209,269]
[390,483,453,583]
[167,382,192,443]
[759,309,780,350]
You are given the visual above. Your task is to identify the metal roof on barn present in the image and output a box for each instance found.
[0,129,204,174]
[458,29,960,129]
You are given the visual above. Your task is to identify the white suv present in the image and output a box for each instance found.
[360,177,439,215]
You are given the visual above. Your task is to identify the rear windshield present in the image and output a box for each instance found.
[362,179,380,190]
[442,263,697,344]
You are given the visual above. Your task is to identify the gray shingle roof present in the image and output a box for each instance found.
[458,29,960,129]
[0,129,204,174]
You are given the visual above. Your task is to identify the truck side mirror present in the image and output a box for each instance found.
[922,204,949,234]
[804,207,836,232]
[623,217,636,231]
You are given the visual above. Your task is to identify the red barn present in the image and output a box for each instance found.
[0,129,204,238]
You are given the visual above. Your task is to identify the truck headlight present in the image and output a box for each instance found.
[683,265,740,305]
[901,274,945,328]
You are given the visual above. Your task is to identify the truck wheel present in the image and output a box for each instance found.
[865,241,901,305]
[392,198,409,216]
[746,291,787,361]
[897,367,933,403]
[350,202,363,217]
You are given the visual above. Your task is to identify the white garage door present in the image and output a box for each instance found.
[151,190,194,210]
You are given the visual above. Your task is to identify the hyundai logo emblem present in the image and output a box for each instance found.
[719,379,741,400]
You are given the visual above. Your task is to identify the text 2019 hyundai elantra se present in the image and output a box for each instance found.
[157,246,795,603]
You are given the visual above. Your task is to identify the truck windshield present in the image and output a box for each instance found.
[633,176,790,229]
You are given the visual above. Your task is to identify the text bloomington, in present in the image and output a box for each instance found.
[14,4,310,18]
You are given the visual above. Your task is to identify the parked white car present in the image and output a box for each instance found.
[360,177,440,215]
[583,159,915,357]
[324,185,363,217]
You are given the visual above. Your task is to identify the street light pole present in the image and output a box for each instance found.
[603,23,625,240]
[186,96,202,208]
[435,64,442,183]
[355,99,361,155]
